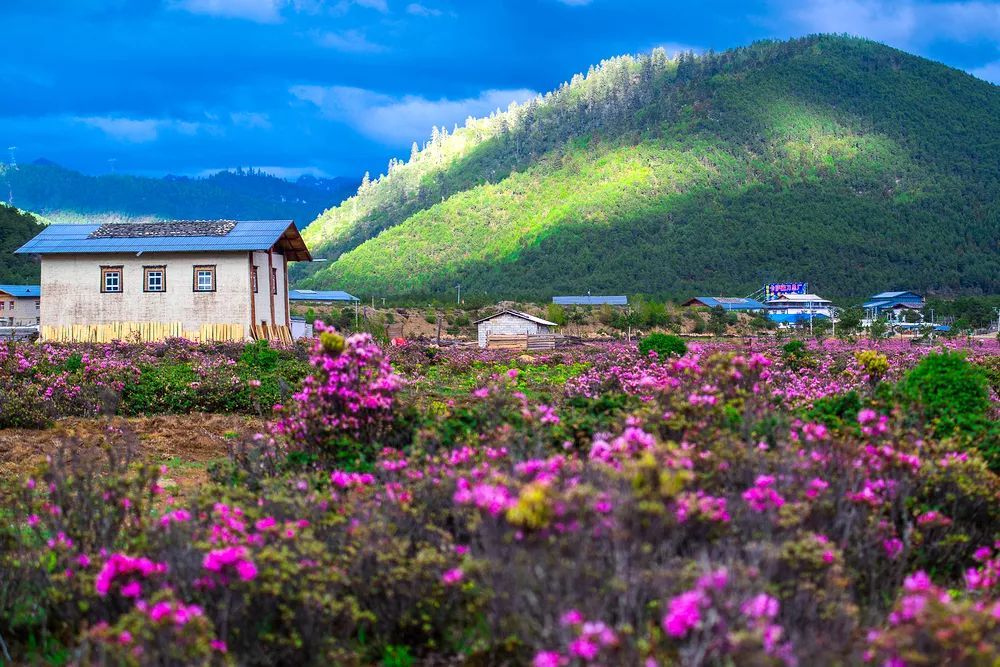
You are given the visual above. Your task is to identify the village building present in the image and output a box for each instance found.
[552,295,628,306]
[0,284,41,327]
[15,220,311,343]
[288,289,360,304]
[682,296,765,311]
[474,309,558,348]
[765,292,834,326]
[862,291,925,327]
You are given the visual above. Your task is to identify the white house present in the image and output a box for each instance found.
[15,220,311,343]
[0,284,41,327]
[474,309,558,348]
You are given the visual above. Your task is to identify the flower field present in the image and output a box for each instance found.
[1,331,999,665]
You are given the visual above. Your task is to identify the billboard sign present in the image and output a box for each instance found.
[764,282,807,301]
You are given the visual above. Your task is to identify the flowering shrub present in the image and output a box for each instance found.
[0,338,308,428]
[1,335,998,664]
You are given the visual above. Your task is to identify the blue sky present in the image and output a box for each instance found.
[1,0,997,180]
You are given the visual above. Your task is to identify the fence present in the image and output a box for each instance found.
[487,333,558,351]
[40,322,248,344]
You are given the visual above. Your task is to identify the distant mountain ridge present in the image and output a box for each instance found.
[0,162,358,226]
[297,34,1000,299]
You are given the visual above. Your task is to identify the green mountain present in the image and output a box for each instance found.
[0,162,358,226]
[297,35,1000,300]
[0,204,44,283]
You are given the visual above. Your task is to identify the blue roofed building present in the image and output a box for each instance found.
[682,296,766,311]
[14,220,311,342]
[289,289,359,303]
[862,291,925,326]
[0,284,41,327]
[552,295,628,306]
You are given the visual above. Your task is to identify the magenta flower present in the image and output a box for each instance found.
[663,590,704,637]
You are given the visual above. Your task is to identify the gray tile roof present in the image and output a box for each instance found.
[88,220,238,239]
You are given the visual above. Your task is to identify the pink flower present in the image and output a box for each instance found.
[741,593,780,619]
[663,590,704,637]
[560,609,584,626]
[857,408,878,424]
[568,637,599,660]
[120,580,142,597]
[883,538,904,560]
[441,568,463,585]
[118,631,132,645]
[210,639,228,653]
[507,368,520,379]
[533,651,563,667]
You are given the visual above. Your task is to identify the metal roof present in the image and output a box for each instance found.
[15,220,312,261]
[473,309,558,327]
[0,284,40,298]
[683,296,766,310]
[288,289,359,302]
[871,291,922,300]
[552,295,628,306]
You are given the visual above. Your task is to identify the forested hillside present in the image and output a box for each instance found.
[0,204,44,283]
[297,35,1000,299]
[0,162,357,225]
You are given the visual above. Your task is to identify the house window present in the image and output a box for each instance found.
[7,301,12,309]
[193,265,216,292]
[271,268,278,295]
[101,266,123,293]
[251,266,259,293]
[35,300,40,310]
[144,266,166,292]
[0,302,4,311]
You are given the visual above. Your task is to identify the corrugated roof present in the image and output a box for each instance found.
[552,295,628,306]
[871,290,922,300]
[684,297,766,310]
[15,220,312,261]
[473,309,558,327]
[288,289,359,302]
[0,284,41,298]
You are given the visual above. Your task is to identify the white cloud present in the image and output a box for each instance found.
[655,42,703,57]
[290,85,539,143]
[230,111,272,129]
[75,116,203,143]
[168,0,287,23]
[313,29,385,52]
[771,0,1000,49]
[406,3,441,17]
[969,60,1000,83]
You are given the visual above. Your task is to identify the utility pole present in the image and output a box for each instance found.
[455,284,461,305]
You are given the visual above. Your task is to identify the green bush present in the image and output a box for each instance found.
[898,352,990,438]
[240,339,280,372]
[638,333,687,358]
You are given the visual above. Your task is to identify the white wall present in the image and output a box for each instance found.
[249,250,289,327]
[477,314,551,347]
[40,252,251,333]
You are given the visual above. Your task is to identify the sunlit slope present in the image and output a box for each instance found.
[300,35,1000,298]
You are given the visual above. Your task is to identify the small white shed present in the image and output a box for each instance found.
[474,309,558,348]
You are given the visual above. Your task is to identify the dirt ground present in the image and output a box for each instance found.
[0,413,262,497]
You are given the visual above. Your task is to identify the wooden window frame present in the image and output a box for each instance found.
[271,267,278,295]
[192,265,217,293]
[101,265,123,293]
[251,265,259,293]
[143,265,167,293]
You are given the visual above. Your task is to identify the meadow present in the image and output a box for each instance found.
[1,331,998,665]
